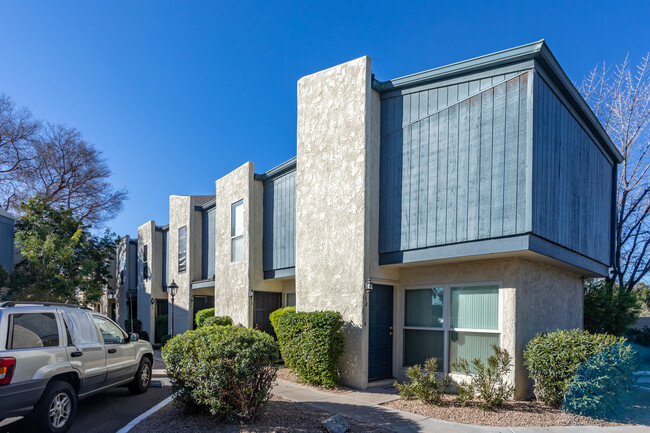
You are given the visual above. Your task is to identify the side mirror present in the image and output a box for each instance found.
[129,333,139,342]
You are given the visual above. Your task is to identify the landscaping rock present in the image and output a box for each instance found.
[322,414,350,433]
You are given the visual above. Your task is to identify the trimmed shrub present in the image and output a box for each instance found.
[584,280,641,336]
[162,325,278,422]
[274,310,344,388]
[161,334,172,347]
[155,314,168,343]
[394,358,451,405]
[137,330,149,342]
[270,307,296,365]
[203,315,233,327]
[452,344,514,410]
[563,342,637,418]
[524,329,629,407]
[124,318,142,333]
[195,308,215,328]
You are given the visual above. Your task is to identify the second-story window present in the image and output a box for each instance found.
[142,244,149,280]
[231,200,244,262]
[178,226,187,273]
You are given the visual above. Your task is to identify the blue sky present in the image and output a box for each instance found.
[1,1,648,237]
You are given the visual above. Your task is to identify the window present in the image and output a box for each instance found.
[63,310,102,348]
[142,244,149,281]
[178,226,187,273]
[9,313,59,349]
[92,316,126,344]
[231,200,244,262]
[403,284,500,373]
[285,292,296,307]
[119,252,126,286]
[156,299,168,316]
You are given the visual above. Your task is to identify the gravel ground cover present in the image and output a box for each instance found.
[384,395,624,427]
[276,367,354,395]
[129,395,389,433]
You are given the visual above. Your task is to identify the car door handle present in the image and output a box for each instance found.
[108,348,117,354]
[71,351,83,357]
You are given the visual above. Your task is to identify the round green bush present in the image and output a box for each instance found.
[194,307,215,328]
[137,330,149,342]
[274,310,344,388]
[161,334,172,347]
[203,315,233,327]
[524,329,630,408]
[162,325,278,422]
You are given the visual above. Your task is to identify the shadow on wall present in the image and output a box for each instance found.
[339,322,363,387]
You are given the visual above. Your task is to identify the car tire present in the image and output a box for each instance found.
[26,380,77,433]
[128,357,152,395]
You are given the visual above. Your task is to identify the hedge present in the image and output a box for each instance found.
[524,329,635,409]
[162,325,278,422]
[195,308,215,328]
[273,309,344,388]
[203,316,233,327]
[155,314,168,343]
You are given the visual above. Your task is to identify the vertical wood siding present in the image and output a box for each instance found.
[201,208,216,279]
[263,170,296,271]
[379,71,530,253]
[0,215,14,271]
[162,229,169,288]
[532,76,613,265]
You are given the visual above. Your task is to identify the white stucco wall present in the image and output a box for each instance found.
[137,222,155,339]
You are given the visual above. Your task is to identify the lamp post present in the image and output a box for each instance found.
[167,280,179,338]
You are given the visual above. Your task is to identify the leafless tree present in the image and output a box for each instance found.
[0,94,40,209]
[13,123,128,225]
[580,53,650,292]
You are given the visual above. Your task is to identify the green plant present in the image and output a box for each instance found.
[452,344,514,410]
[162,325,278,422]
[161,334,172,347]
[524,329,628,407]
[455,380,474,407]
[137,330,149,341]
[274,310,344,388]
[269,306,296,363]
[584,280,641,336]
[155,314,168,343]
[563,342,637,418]
[203,316,233,327]
[394,358,451,405]
[125,318,142,334]
[627,326,650,347]
[195,308,215,328]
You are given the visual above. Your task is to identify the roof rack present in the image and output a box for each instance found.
[0,301,91,310]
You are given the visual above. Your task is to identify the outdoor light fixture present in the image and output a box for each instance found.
[167,280,179,338]
[364,278,373,294]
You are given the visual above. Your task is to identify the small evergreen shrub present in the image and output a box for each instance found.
[162,325,278,422]
[137,330,149,341]
[155,314,168,343]
[394,358,451,405]
[203,315,233,327]
[452,344,514,409]
[563,342,637,418]
[627,326,650,347]
[195,308,215,328]
[270,307,296,365]
[524,329,629,408]
[274,310,344,388]
[584,280,641,336]
[124,318,142,333]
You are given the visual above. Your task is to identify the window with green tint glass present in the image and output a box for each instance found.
[449,331,500,372]
[404,288,443,327]
[404,329,444,370]
[450,286,498,330]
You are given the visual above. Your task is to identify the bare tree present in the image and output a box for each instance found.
[580,53,650,292]
[0,94,40,209]
[12,123,128,225]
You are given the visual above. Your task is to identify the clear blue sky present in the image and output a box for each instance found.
[1,1,648,237]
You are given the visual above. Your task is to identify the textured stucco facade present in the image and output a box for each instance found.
[137,221,166,341]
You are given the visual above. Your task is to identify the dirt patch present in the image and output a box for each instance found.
[129,395,389,433]
[275,367,354,395]
[384,394,625,427]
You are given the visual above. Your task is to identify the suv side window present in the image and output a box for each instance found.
[9,313,59,349]
[92,316,126,344]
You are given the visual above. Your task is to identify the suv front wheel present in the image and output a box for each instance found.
[27,380,78,433]
[128,357,152,394]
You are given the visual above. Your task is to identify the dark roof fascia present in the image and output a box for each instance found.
[372,40,622,163]
[194,198,216,212]
[254,157,297,182]
[155,224,169,232]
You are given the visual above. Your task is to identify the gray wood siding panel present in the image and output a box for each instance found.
[379,71,531,254]
[201,208,216,279]
[0,215,14,271]
[263,171,296,272]
[532,76,614,265]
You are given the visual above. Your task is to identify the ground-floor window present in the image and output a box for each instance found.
[285,292,296,307]
[403,284,500,372]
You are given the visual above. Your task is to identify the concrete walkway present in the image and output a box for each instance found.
[272,380,650,433]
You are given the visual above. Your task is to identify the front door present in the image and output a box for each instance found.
[253,292,282,337]
[368,284,393,380]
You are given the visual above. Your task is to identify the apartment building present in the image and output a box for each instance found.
[117,41,620,398]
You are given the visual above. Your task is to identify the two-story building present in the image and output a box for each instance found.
[117,40,620,398]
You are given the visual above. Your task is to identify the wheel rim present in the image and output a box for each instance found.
[141,364,150,387]
[48,392,71,429]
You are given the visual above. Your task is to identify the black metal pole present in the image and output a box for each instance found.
[171,295,175,338]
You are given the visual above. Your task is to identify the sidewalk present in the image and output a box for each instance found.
[272,380,650,433]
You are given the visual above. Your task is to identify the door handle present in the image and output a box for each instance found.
[108,348,117,354]
[71,351,82,357]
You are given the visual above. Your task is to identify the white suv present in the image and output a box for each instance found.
[0,302,154,432]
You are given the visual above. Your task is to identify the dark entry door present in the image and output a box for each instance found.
[369,284,393,380]
[254,291,282,337]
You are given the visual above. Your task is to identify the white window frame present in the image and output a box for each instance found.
[230,200,244,263]
[402,281,503,374]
